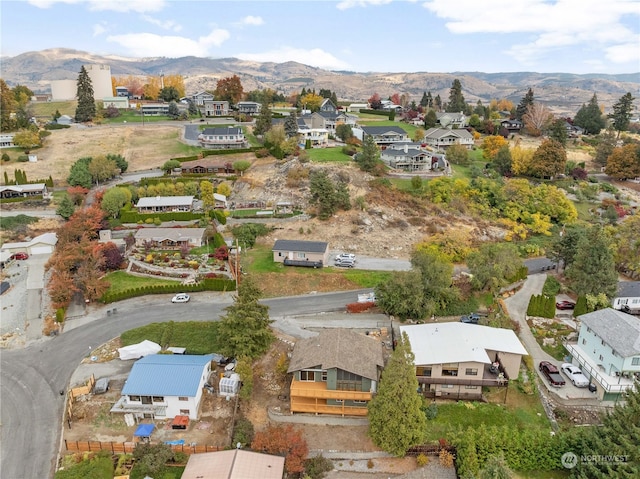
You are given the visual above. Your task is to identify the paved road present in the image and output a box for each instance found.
[0,289,372,479]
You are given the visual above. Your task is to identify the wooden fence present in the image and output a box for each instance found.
[406,444,456,457]
[70,374,95,400]
[64,440,223,455]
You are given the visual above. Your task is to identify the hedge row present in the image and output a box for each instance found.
[0,195,44,204]
[201,147,260,157]
[346,302,376,313]
[359,109,391,116]
[526,294,556,318]
[170,155,199,163]
[120,210,205,223]
[101,278,235,304]
[508,265,529,283]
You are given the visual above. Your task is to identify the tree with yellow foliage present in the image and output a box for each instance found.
[299,93,324,112]
[480,135,508,161]
[510,145,535,176]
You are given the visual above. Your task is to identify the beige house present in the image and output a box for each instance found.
[135,196,195,213]
[272,239,329,267]
[400,323,527,400]
[133,228,206,249]
[181,449,284,479]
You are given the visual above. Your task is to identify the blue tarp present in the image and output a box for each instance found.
[164,439,185,445]
[134,423,155,437]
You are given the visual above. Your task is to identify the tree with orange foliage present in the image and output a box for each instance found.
[214,75,244,105]
[480,135,508,161]
[251,424,308,475]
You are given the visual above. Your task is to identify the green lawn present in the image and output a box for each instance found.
[358,120,418,139]
[340,269,393,288]
[306,147,353,163]
[103,271,181,295]
[120,321,221,355]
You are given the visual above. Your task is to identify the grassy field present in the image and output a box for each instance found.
[306,146,353,163]
[120,321,220,355]
[103,271,181,295]
[31,101,77,119]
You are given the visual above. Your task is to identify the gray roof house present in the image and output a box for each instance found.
[198,127,247,149]
[287,329,384,416]
[361,126,409,148]
[134,228,206,249]
[424,127,474,149]
[381,144,447,172]
[564,308,639,400]
[613,281,640,313]
[135,196,195,213]
[272,239,329,267]
[436,111,468,129]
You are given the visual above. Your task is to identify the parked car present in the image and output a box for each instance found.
[556,300,576,310]
[171,293,190,303]
[335,253,356,261]
[334,258,355,268]
[561,363,589,387]
[11,252,29,260]
[539,361,566,387]
[621,304,640,315]
[460,313,480,324]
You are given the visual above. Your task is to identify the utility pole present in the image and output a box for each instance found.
[235,238,239,289]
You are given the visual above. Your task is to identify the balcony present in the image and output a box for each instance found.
[564,342,637,393]
[289,380,370,416]
[416,362,509,388]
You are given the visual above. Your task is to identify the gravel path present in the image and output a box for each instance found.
[0,260,28,337]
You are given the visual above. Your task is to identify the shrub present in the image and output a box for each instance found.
[346,302,375,313]
[416,453,429,467]
[304,454,334,479]
[17,155,29,162]
[367,459,374,469]
[232,416,255,447]
[439,449,454,467]
[55,307,66,322]
[424,402,438,420]
[1,153,9,162]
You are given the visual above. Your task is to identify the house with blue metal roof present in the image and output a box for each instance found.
[111,354,214,420]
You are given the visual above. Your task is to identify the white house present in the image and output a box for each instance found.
[0,232,57,256]
[0,133,16,148]
[111,354,214,420]
[135,196,195,213]
[564,308,639,400]
[400,323,527,400]
[612,281,640,313]
[102,96,129,109]
[423,127,474,149]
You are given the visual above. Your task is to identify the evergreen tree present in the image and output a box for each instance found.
[356,135,380,172]
[608,92,635,138]
[368,332,426,456]
[493,145,513,176]
[167,101,180,119]
[284,110,299,138]
[573,93,605,135]
[565,226,618,298]
[593,129,616,167]
[309,170,341,220]
[420,92,428,107]
[253,102,273,136]
[424,109,437,129]
[56,195,76,220]
[216,276,274,359]
[187,100,198,116]
[446,79,466,113]
[434,94,442,111]
[515,88,534,121]
[75,66,96,123]
[549,118,568,146]
[426,91,433,108]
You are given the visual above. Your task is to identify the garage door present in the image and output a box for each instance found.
[30,246,53,255]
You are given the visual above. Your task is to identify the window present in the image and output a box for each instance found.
[152,396,164,403]
[416,366,432,377]
[441,384,454,389]
[599,355,604,361]
[354,400,367,404]
[179,397,188,401]
[300,370,315,381]
[337,370,362,391]
[587,327,591,333]
[335,399,343,404]
[129,395,141,402]
[582,339,586,345]
[141,396,152,405]
[321,371,327,382]
[465,368,478,376]
[180,409,190,416]
[465,385,478,390]
[632,357,640,366]
[296,252,306,259]
[442,363,458,376]
[601,339,605,346]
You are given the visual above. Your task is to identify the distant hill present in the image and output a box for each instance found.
[3,48,639,116]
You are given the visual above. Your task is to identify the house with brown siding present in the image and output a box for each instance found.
[400,323,527,400]
[133,228,206,249]
[287,329,384,416]
[180,158,236,175]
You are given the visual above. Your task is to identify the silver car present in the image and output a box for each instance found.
[560,363,589,387]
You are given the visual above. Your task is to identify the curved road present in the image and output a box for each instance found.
[0,289,367,479]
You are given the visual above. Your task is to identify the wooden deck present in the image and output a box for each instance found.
[289,380,370,416]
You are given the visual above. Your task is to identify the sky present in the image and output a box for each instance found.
[1,0,639,74]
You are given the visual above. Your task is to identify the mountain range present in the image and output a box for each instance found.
[3,48,639,115]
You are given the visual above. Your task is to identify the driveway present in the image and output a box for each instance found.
[503,274,598,403]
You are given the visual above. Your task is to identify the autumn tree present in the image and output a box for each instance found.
[12,129,41,149]
[75,66,96,123]
[515,88,534,121]
[200,180,215,209]
[368,92,382,110]
[299,92,323,112]
[565,226,618,298]
[216,276,274,359]
[0,79,17,131]
[101,186,131,218]
[143,76,161,100]
[530,139,566,178]
[446,79,466,113]
[162,74,185,98]
[467,243,523,293]
[510,144,535,176]
[608,92,635,138]
[214,75,244,105]
[100,242,124,271]
[251,424,308,475]
[522,103,553,136]
[446,144,470,166]
[605,143,640,180]
[574,93,605,135]
[368,332,426,456]
[593,129,617,167]
[481,135,508,161]
[412,127,425,143]
[87,155,119,185]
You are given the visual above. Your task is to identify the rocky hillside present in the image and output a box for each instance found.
[3,48,639,115]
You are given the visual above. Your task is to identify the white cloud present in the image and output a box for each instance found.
[606,40,640,64]
[236,46,350,70]
[92,23,107,37]
[336,0,393,10]
[107,29,230,57]
[238,15,264,26]
[28,0,166,13]
[141,14,182,32]
[423,0,640,67]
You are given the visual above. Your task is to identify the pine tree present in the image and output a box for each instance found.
[253,102,273,136]
[56,194,76,220]
[356,135,380,172]
[368,332,426,456]
[515,88,534,121]
[420,92,428,107]
[446,79,466,113]
[284,110,299,138]
[608,92,635,138]
[75,66,96,123]
[573,93,605,135]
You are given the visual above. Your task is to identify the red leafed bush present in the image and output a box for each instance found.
[346,302,375,313]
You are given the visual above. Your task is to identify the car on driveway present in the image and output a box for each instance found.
[11,252,29,260]
[335,253,356,261]
[560,363,589,387]
[171,293,190,303]
[539,361,566,387]
[334,257,355,268]
[556,300,576,310]
[460,313,480,324]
